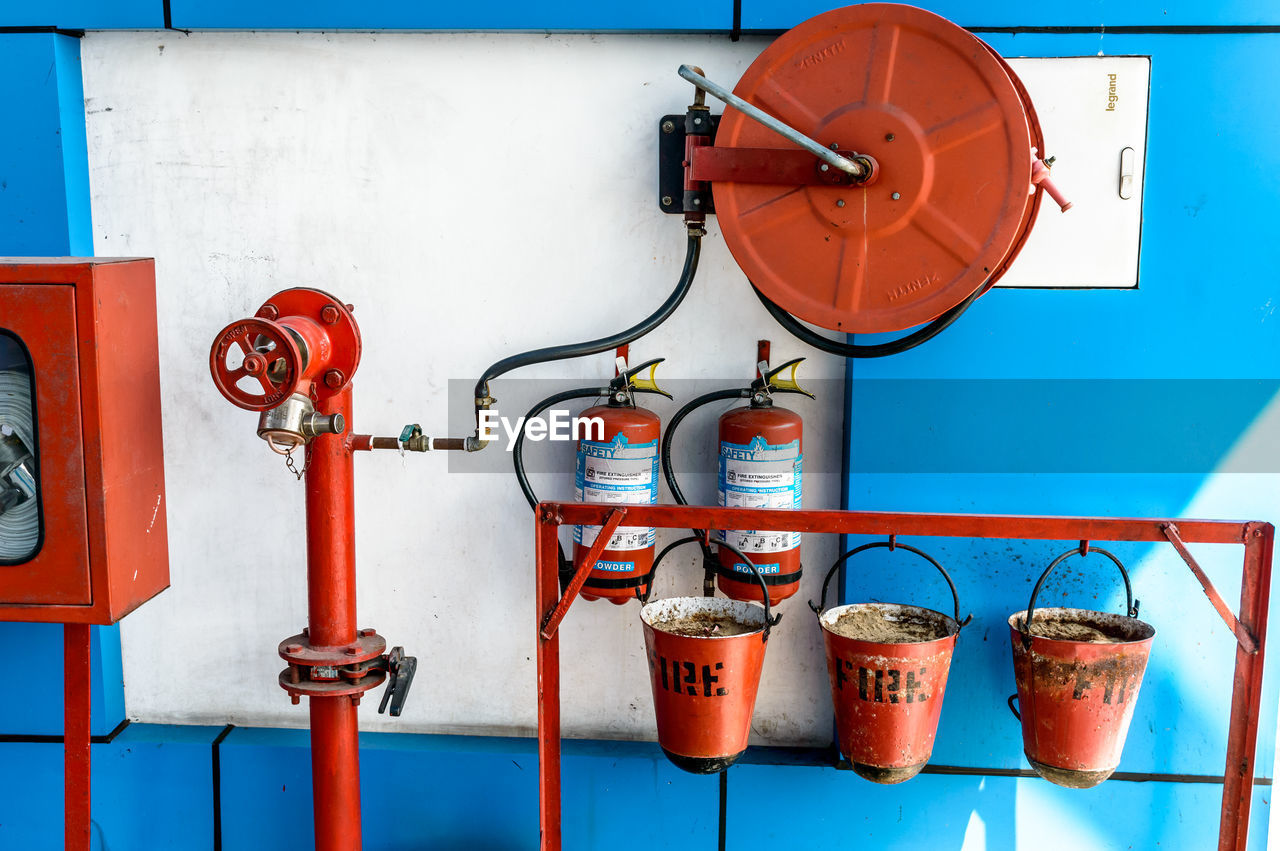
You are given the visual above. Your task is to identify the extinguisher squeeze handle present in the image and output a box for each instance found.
[378,647,418,717]
[617,358,673,399]
[757,357,815,399]
[1023,546,1138,640]
[810,540,969,629]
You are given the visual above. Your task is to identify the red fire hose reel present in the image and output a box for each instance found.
[660,3,1070,335]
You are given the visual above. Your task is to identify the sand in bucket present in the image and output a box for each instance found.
[1008,546,1156,789]
[641,596,767,773]
[1009,605,1155,788]
[820,602,960,783]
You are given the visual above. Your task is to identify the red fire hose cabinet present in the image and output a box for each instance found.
[0,258,168,624]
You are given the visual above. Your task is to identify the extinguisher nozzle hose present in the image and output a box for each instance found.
[659,387,751,552]
[513,386,613,511]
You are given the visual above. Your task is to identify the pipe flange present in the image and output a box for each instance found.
[278,668,388,699]
[278,630,387,666]
[259,288,362,401]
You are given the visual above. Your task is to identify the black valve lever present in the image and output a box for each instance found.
[377,646,417,717]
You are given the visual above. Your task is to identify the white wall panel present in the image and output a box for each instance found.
[81,32,1138,744]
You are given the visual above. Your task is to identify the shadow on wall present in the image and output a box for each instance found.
[725,764,1015,847]
[838,385,1280,851]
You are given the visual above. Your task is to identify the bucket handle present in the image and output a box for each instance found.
[641,535,782,641]
[1007,693,1020,721]
[809,539,970,628]
[1021,545,1140,647]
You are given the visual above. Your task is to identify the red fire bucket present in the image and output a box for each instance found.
[641,595,769,773]
[640,537,778,773]
[1008,546,1155,789]
[813,540,968,783]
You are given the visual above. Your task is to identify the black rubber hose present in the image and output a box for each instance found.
[512,386,608,511]
[475,234,702,401]
[751,282,983,359]
[513,385,673,509]
[658,386,750,577]
[660,388,750,509]
[514,385,673,590]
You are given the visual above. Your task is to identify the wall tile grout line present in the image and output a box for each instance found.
[212,724,235,851]
[0,717,129,744]
[718,769,727,851]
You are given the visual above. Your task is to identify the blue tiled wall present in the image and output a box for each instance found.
[1,4,1277,850]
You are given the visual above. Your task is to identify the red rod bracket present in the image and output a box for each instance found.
[539,507,627,641]
[1163,523,1259,654]
[689,145,872,187]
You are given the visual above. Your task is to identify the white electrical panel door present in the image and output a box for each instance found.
[996,56,1150,288]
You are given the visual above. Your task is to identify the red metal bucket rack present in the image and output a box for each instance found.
[535,504,1272,851]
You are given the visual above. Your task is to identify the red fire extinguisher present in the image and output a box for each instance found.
[509,358,672,605]
[716,368,807,602]
[661,356,813,603]
[575,359,670,604]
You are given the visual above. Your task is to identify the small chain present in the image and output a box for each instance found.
[284,443,311,481]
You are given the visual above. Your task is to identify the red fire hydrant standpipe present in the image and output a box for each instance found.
[210,288,417,850]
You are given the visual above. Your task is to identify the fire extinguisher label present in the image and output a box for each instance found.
[575,434,659,551]
[718,436,802,554]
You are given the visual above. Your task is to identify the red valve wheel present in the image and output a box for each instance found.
[714,3,1038,334]
[209,317,303,411]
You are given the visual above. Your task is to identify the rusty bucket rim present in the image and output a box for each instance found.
[1007,605,1156,647]
[820,601,960,647]
[641,595,767,640]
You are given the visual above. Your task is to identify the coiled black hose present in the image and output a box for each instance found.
[752,282,982,359]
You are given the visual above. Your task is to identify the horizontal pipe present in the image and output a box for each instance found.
[540,502,1260,545]
[736,745,1274,784]
[351,434,459,452]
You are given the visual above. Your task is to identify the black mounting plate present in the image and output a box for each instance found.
[657,112,721,215]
